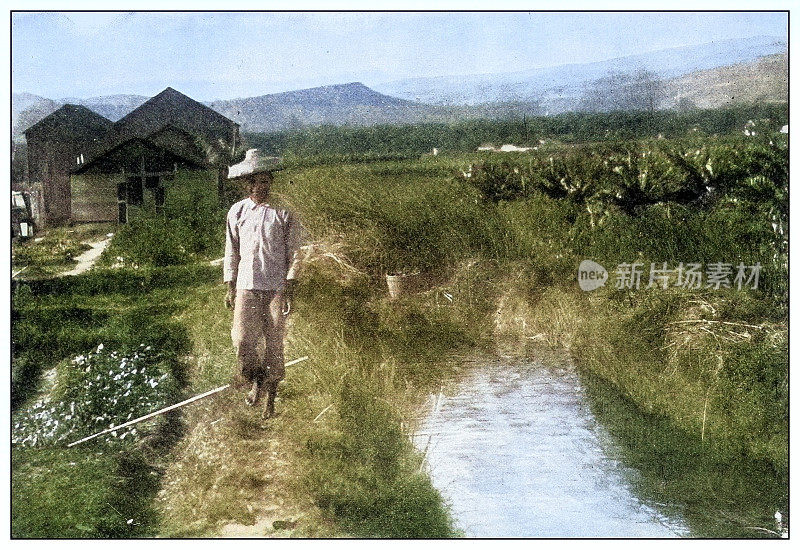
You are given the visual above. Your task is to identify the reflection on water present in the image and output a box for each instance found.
[415,356,786,538]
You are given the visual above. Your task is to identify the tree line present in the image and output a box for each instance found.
[244,103,787,163]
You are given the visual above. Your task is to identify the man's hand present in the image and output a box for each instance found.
[225,281,237,310]
[282,279,296,316]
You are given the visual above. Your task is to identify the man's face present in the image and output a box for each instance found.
[249,172,272,202]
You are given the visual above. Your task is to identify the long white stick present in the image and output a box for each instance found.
[285,355,309,367]
[67,384,230,447]
[67,356,309,448]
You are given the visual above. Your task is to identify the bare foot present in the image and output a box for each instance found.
[246,381,263,406]
[262,385,277,419]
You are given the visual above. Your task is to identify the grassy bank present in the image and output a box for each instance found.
[579,369,787,537]
[498,282,788,470]
[155,253,495,537]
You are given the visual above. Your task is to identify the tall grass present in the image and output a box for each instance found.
[281,160,505,275]
[269,144,787,474]
[12,120,787,537]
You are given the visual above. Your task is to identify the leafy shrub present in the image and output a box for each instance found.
[101,216,192,267]
[101,168,228,268]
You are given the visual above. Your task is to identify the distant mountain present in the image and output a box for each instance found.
[12,92,54,120]
[11,93,148,141]
[12,93,60,140]
[64,94,150,122]
[206,83,554,133]
[372,35,787,107]
[207,82,443,132]
[663,53,788,109]
[11,36,788,140]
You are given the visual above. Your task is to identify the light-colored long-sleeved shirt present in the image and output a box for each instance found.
[224,197,303,290]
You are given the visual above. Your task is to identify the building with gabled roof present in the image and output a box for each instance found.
[24,104,113,223]
[24,87,243,224]
[81,87,240,168]
[70,87,242,223]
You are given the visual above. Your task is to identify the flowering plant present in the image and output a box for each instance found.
[12,343,177,447]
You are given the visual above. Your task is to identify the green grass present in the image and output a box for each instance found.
[11,446,163,538]
[11,264,213,538]
[12,223,115,278]
[580,370,787,538]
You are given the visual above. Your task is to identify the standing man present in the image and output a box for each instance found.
[224,168,303,418]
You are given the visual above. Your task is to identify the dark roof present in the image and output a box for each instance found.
[23,104,113,141]
[83,87,239,167]
[146,123,208,166]
[72,135,206,175]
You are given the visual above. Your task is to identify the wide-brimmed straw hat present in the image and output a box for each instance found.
[227,149,284,181]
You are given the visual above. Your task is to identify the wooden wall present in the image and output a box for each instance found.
[70,173,121,222]
[70,168,218,223]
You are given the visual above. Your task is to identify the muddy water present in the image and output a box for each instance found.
[414,356,786,538]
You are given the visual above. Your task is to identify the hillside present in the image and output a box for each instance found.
[12,93,60,140]
[664,53,788,110]
[372,35,786,106]
[207,82,441,132]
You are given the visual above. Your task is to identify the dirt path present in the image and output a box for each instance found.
[60,237,112,276]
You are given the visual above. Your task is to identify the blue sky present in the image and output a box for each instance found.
[11,11,788,100]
